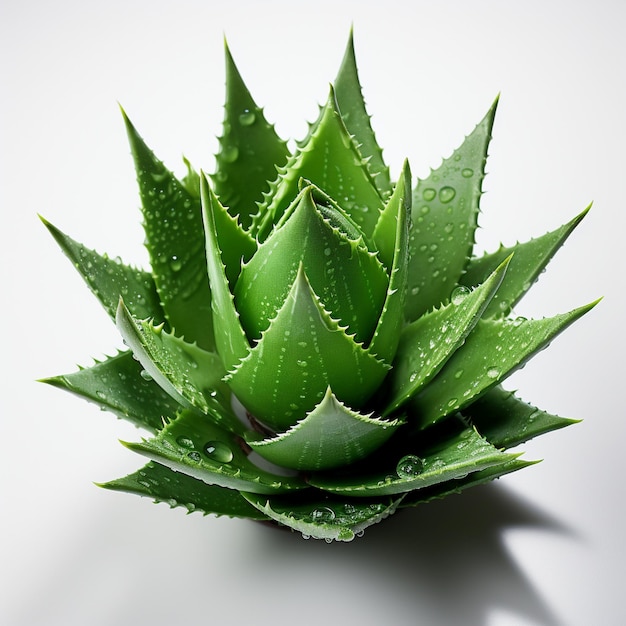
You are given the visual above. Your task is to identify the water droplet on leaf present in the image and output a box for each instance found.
[451,285,471,305]
[238,110,256,126]
[461,168,474,178]
[439,186,456,203]
[204,440,233,463]
[222,145,239,163]
[396,455,424,479]
[423,188,436,201]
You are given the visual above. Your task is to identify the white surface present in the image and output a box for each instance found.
[1,1,624,625]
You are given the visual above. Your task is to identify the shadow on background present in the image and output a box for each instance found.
[8,482,576,626]
[250,483,575,625]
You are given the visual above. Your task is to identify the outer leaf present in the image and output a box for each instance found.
[40,217,163,322]
[406,98,498,321]
[246,388,403,471]
[334,29,392,197]
[40,351,179,432]
[460,206,591,318]
[200,174,251,371]
[235,186,388,345]
[100,461,268,520]
[115,300,240,433]
[242,492,404,541]
[253,87,384,241]
[212,42,290,229]
[123,409,306,495]
[309,419,517,497]
[400,457,538,508]
[463,385,580,449]
[122,108,214,350]
[226,267,390,431]
[385,256,510,415]
[411,300,599,428]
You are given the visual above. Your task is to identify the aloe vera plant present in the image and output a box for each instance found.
[41,33,597,541]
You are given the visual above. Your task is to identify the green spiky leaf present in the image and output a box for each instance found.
[101,461,269,519]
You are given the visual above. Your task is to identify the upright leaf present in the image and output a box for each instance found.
[212,42,290,229]
[122,109,214,350]
[334,29,392,197]
[406,98,498,321]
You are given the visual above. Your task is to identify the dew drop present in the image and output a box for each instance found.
[140,370,153,381]
[203,440,234,463]
[396,455,424,479]
[296,360,308,368]
[170,256,182,272]
[454,368,464,379]
[487,367,500,379]
[461,168,474,178]
[222,145,239,163]
[238,110,256,126]
[311,507,336,523]
[423,188,436,201]
[95,390,106,400]
[187,451,201,462]
[176,436,195,449]
[439,186,456,203]
[451,285,470,305]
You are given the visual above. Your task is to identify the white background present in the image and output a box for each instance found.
[1,1,624,625]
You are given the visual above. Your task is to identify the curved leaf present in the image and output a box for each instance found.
[200,174,251,371]
[115,300,240,433]
[40,217,163,323]
[123,409,306,495]
[100,461,268,520]
[463,385,580,449]
[40,351,178,432]
[385,256,510,415]
[310,419,517,497]
[246,388,403,470]
[242,491,404,541]
[460,205,591,318]
[411,300,599,428]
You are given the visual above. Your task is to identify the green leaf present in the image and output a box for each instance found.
[200,174,251,372]
[460,205,591,318]
[212,42,290,230]
[253,87,384,241]
[242,491,404,541]
[400,457,538,508]
[334,29,392,197]
[309,419,517,497]
[40,216,163,323]
[385,256,510,415]
[181,155,201,197]
[123,409,306,495]
[121,108,214,350]
[205,178,257,289]
[100,461,269,520]
[235,185,388,345]
[462,385,580,449]
[368,161,411,364]
[406,98,498,321]
[246,388,403,470]
[40,351,179,432]
[115,300,240,433]
[411,300,599,428]
[226,266,390,431]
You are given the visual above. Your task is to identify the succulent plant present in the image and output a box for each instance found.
[41,33,597,542]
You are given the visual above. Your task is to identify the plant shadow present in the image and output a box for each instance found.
[249,482,576,626]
